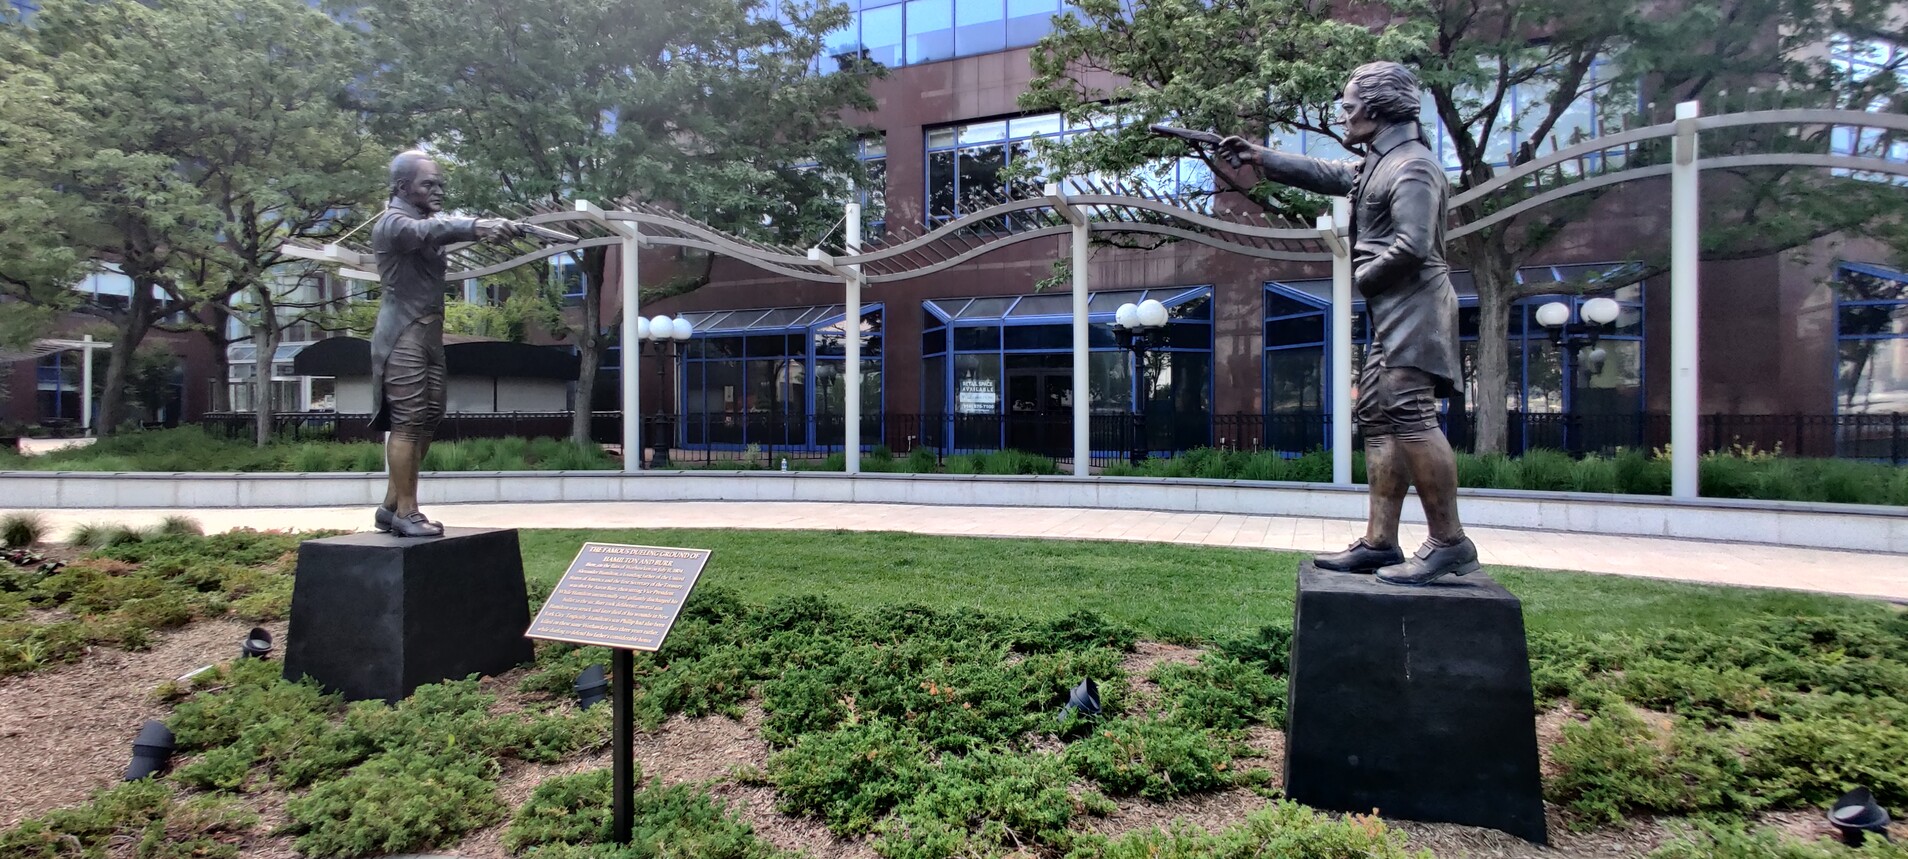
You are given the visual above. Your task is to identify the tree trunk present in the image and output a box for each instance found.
[96,283,159,436]
[1469,246,1518,456]
[205,303,233,413]
[254,316,279,448]
[571,248,606,446]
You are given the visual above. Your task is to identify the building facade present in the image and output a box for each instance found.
[621,26,1907,461]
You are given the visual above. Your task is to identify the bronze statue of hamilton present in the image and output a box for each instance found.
[1218,62,1480,585]
[370,150,524,538]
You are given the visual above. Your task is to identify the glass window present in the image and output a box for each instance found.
[1142,351,1211,450]
[905,0,953,64]
[954,0,1004,56]
[1838,339,1908,413]
[1074,351,1123,411]
[860,4,903,66]
[823,18,859,62]
[925,354,948,415]
[1005,0,1058,46]
[928,150,957,219]
[1266,290,1318,318]
[1003,324,1070,351]
[1009,113,1063,138]
[957,143,1008,209]
[1265,314,1325,347]
[923,326,948,355]
[953,326,1000,350]
[1268,346,1324,414]
[959,119,1009,145]
[954,353,1002,414]
[958,296,1016,318]
[1008,293,1072,316]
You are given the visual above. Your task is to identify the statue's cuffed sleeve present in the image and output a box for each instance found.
[381,213,480,254]
[1254,149,1357,197]
[1354,163,1439,297]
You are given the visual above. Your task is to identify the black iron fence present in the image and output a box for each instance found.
[200,409,1908,466]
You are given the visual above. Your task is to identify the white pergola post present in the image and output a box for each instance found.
[576,200,645,472]
[1670,101,1701,498]
[621,229,642,472]
[844,203,863,474]
[1320,200,1354,485]
[1044,184,1091,476]
[80,334,95,435]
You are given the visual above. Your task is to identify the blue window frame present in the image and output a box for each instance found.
[922,287,1214,455]
[670,304,885,452]
[1834,261,1908,415]
[1265,262,1646,453]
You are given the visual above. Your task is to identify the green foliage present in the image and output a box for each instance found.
[156,515,203,538]
[284,745,505,858]
[1650,822,1908,859]
[8,427,617,472]
[874,749,1112,859]
[1074,800,1430,859]
[0,780,256,859]
[1153,655,1288,730]
[1,511,46,547]
[507,769,786,859]
[1065,717,1237,800]
[1546,706,1749,825]
[768,719,933,836]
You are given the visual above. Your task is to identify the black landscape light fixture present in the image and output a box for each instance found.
[124,720,175,781]
[1112,299,1172,465]
[1829,786,1892,846]
[1059,678,1102,721]
[240,627,273,660]
[575,664,609,710]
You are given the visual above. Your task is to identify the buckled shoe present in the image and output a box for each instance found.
[1312,538,1406,574]
[1375,536,1482,586]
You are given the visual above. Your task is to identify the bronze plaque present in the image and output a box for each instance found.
[525,542,712,651]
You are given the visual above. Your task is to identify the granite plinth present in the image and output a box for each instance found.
[283,527,534,703]
[1284,561,1546,844]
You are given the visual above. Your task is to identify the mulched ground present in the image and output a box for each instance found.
[3,616,1896,858]
[0,618,288,828]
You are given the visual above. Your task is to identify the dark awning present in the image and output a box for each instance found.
[292,337,580,381]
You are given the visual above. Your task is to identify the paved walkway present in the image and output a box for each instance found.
[28,501,1908,601]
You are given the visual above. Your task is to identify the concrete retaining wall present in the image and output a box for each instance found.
[8,470,1904,553]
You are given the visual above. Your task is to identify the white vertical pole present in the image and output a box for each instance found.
[1327,198,1353,485]
[845,203,863,475]
[80,334,94,435]
[1071,221,1090,476]
[1670,101,1701,498]
[621,231,642,472]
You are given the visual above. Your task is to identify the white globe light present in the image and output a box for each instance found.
[649,315,672,340]
[635,317,650,342]
[671,317,694,341]
[1115,303,1140,330]
[1581,296,1621,326]
[1136,299,1169,329]
[1534,301,1571,329]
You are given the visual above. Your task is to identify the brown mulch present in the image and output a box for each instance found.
[2,632,1884,859]
[1117,641,1204,716]
[0,618,288,828]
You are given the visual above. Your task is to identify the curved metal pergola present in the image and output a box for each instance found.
[285,105,1908,494]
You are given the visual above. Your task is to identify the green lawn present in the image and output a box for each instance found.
[518,528,1889,643]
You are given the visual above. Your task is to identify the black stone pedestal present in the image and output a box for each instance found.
[1284,561,1547,844]
[283,528,534,703]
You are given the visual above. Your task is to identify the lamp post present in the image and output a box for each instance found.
[1112,299,1171,465]
[1533,296,1621,455]
[637,314,693,467]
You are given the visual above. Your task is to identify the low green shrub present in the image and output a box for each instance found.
[506,769,784,859]
[767,718,932,836]
[1065,717,1236,800]
[1545,706,1749,825]
[0,780,256,859]
[904,447,937,472]
[1075,800,1430,859]
[873,748,1111,859]
[1650,822,1908,859]
[284,745,505,858]
[1153,655,1288,730]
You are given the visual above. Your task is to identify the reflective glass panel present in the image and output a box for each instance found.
[860,4,903,66]
[905,0,953,64]
[1005,0,1058,45]
[954,0,1004,55]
